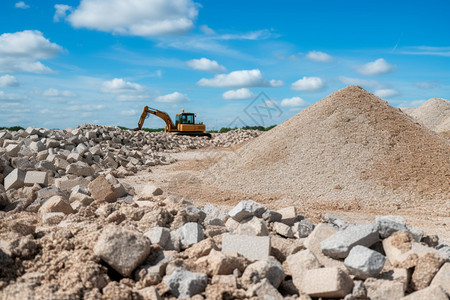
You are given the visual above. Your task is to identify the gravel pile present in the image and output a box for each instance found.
[402,98,450,137]
[209,86,450,209]
[1,196,448,299]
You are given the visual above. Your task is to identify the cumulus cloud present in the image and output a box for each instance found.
[186,58,226,73]
[280,96,307,107]
[120,109,139,116]
[0,75,19,87]
[54,4,72,22]
[66,0,199,37]
[356,58,396,76]
[291,76,324,92]
[198,69,281,88]
[375,89,399,98]
[67,104,105,111]
[43,88,77,97]
[306,51,332,62]
[338,76,384,90]
[199,25,215,35]
[0,30,62,73]
[155,92,189,103]
[15,1,29,9]
[0,91,22,101]
[222,88,254,100]
[101,78,144,94]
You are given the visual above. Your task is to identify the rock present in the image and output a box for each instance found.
[364,278,405,300]
[286,249,321,291]
[241,256,285,288]
[324,214,349,229]
[352,281,367,299]
[222,234,270,261]
[93,225,151,277]
[293,219,315,238]
[41,212,65,225]
[39,195,74,215]
[225,218,240,231]
[66,161,95,177]
[262,209,282,222]
[235,217,269,236]
[9,220,35,236]
[401,285,448,300]
[55,176,90,192]
[88,175,117,203]
[24,171,48,187]
[431,262,450,295]
[29,141,46,153]
[378,268,410,291]
[249,278,283,300]
[177,222,204,249]
[141,184,163,198]
[4,168,25,191]
[270,235,305,262]
[273,222,294,238]
[344,245,386,279]
[376,215,408,238]
[410,252,445,291]
[320,224,379,259]
[6,143,21,157]
[300,267,354,298]
[228,200,266,222]
[163,268,208,299]
[144,227,171,248]
[137,286,162,300]
[202,249,248,276]
[277,206,299,226]
[113,183,127,198]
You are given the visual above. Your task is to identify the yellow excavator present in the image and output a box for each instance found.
[135,106,211,138]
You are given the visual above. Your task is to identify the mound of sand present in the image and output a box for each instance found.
[406,97,450,134]
[209,86,450,210]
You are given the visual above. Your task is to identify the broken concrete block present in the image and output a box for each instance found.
[379,268,410,292]
[222,234,270,261]
[228,200,266,222]
[39,195,74,216]
[286,249,321,291]
[41,212,65,225]
[431,262,450,295]
[29,141,46,153]
[401,285,448,300]
[235,217,269,236]
[262,210,282,223]
[66,161,95,177]
[276,206,299,226]
[249,278,283,300]
[293,219,315,238]
[200,249,248,276]
[225,218,240,231]
[137,286,162,300]
[55,176,90,192]
[273,222,294,238]
[94,225,151,277]
[67,153,82,163]
[241,256,285,288]
[140,184,163,198]
[24,171,48,187]
[4,168,25,191]
[54,158,69,170]
[365,278,405,300]
[270,235,304,262]
[88,175,117,203]
[144,227,171,248]
[177,222,204,249]
[320,224,379,259]
[300,267,354,298]
[113,183,127,198]
[6,143,21,157]
[344,245,386,279]
[410,252,445,291]
[163,268,207,298]
[376,215,408,238]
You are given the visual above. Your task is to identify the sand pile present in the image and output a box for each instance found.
[209,86,450,210]
[405,97,450,136]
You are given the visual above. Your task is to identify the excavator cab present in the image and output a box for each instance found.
[175,112,195,126]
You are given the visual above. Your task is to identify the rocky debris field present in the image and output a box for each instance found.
[1,193,449,299]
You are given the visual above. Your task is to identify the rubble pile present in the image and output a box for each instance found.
[0,195,448,299]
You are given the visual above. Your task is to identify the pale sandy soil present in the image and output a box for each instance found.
[121,145,450,242]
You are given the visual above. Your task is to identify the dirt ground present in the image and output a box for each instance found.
[121,144,450,242]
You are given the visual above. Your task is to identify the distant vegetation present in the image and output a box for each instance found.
[118,125,277,133]
[0,126,25,131]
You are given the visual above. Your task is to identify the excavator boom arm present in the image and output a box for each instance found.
[136,106,175,131]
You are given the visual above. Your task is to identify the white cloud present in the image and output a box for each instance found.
[67,104,105,111]
[0,30,62,73]
[155,92,189,103]
[101,78,144,93]
[199,25,215,35]
[43,88,77,97]
[338,76,384,90]
[116,94,149,101]
[0,75,19,87]
[291,76,324,92]
[306,51,332,62]
[186,58,226,73]
[218,29,273,40]
[54,4,72,22]
[375,89,399,98]
[222,88,255,100]
[66,0,199,37]
[280,96,307,107]
[120,109,139,116]
[414,81,439,90]
[0,91,22,101]
[15,1,29,9]
[356,58,396,76]
[269,79,284,87]
[198,69,281,88]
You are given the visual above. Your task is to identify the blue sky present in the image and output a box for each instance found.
[0,0,449,129]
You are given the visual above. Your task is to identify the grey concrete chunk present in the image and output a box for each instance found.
[177,222,204,249]
[242,256,285,288]
[401,285,448,300]
[293,219,315,238]
[365,278,405,300]
[228,200,267,222]
[235,217,269,236]
[24,171,48,187]
[320,224,379,259]
[277,206,299,226]
[4,168,25,191]
[286,249,321,290]
[29,141,46,153]
[163,268,207,299]
[344,245,386,279]
[94,225,151,277]
[144,227,171,248]
[431,262,450,295]
[6,143,21,157]
[66,161,95,177]
[262,209,282,222]
[222,234,270,261]
[376,215,408,238]
[301,267,354,298]
[273,222,294,238]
